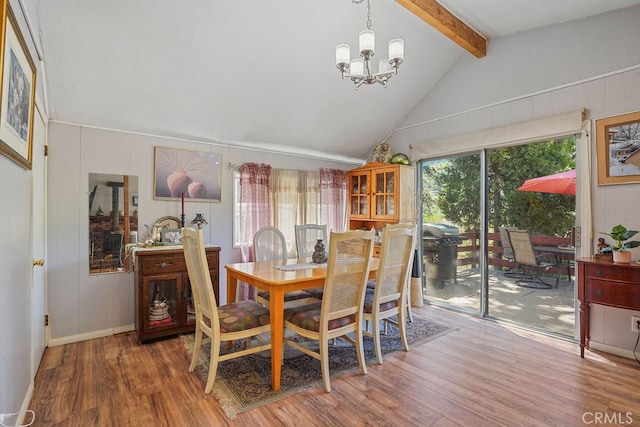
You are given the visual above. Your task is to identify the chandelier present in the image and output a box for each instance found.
[335,0,404,89]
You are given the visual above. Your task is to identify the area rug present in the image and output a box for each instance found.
[180,315,454,418]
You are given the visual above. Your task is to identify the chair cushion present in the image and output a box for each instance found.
[218,300,270,332]
[284,301,356,332]
[257,290,314,302]
[363,289,399,314]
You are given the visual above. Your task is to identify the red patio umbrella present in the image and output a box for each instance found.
[517,169,576,195]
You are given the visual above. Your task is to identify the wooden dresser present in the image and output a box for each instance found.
[576,258,640,357]
[134,246,220,342]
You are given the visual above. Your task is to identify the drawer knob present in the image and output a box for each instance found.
[596,289,604,296]
[595,270,604,276]
[156,262,171,269]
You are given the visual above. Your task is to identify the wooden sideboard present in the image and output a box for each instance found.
[134,246,220,342]
[576,258,640,357]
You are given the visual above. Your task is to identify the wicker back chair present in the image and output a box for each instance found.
[182,227,271,394]
[282,229,375,392]
[363,225,416,364]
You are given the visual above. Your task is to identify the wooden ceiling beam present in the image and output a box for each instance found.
[395,0,487,58]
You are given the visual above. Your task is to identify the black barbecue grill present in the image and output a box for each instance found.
[422,223,463,288]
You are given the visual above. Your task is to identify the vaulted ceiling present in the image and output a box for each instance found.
[35,0,640,162]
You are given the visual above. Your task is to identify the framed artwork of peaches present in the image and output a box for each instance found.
[154,146,222,202]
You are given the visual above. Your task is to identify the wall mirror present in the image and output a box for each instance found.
[89,173,138,274]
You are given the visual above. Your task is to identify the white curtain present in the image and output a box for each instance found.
[269,169,321,256]
[576,121,593,258]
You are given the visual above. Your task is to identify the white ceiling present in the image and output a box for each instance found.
[36,0,640,162]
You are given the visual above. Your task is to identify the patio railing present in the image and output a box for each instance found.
[454,231,573,277]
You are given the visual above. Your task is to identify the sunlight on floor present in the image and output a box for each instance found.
[424,268,575,337]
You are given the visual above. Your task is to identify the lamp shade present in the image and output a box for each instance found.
[359,30,375,54]
[336,44,350,66]
[350,59,364,77]
[389,38,404,60]
[378,59,392,74]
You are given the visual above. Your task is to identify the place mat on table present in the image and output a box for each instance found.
[274,263,325,271]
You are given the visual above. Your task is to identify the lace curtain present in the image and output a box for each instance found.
[237,163,271,301]
[236,164,348,301]
[320,168,349,234]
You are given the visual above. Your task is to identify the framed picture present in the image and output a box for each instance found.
[596,111,640,185]
[154,146,222,202]
[0,1,36,170]
[161,228,182,246]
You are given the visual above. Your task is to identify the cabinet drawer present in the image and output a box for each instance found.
[585,263,640,282]
[139,256,186,275]
[585,279,640,309]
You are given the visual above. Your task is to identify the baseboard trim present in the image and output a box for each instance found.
[588,341,636,360]
[49,324,136,347]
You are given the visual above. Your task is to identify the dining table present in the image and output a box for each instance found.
[225,257,378,391]
[533,245,575,282]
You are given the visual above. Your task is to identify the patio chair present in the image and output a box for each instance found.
[362,225,416,364]
[499,226,524,278]
[253,226,317,307]
[282,229,375,392]
[506,229,559,289]
[182,227,271,394]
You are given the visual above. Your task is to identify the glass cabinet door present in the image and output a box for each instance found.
[373,169,397,219]
[350,173,369,217]
[143,276,180,331]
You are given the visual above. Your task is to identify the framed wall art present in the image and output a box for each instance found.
[0,0,36,170]
[154,146,222,202]
[596,111,640,185]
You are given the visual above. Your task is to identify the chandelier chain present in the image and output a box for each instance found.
[349,0,372,29]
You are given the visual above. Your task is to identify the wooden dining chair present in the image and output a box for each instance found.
[294,224,328,258]
[282,229,375,392]
[362,225,416,364]
[253,225,317,307]
[182,227,271,394]
[295,224,329,300]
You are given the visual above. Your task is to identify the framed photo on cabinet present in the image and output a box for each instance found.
[596,111,640,185]
[0,0,36,170]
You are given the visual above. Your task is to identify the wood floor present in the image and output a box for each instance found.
[30,305,640,426]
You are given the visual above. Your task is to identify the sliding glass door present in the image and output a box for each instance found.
[420,153,482,314]
[418,136,576,337]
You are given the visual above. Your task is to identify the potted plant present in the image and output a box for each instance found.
[599,224,640,263]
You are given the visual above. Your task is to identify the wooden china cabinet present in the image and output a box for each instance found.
[348,162,415,232]
[134,246,220,342]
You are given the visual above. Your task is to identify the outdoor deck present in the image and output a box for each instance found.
[422,268,576,337]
